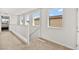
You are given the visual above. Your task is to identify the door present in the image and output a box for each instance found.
[1,16,9,31]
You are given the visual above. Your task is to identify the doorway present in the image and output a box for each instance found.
[1,16,9,31]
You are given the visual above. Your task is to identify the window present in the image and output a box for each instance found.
[32,11,40,26]
[48,8,63,28]
[2,18,8,22]
[1,16,9,24]
[25,16,29,25]
[20,15,24,25]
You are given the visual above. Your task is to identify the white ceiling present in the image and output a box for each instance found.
[0,8,36,15]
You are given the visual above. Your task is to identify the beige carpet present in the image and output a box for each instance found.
[0,31,70,50]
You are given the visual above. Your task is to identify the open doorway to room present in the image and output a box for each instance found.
[1,16,9,31]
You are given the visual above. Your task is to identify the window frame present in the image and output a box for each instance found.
[19,15,25,25]
[32,11,41,27]
[48,8,64,29]
[25,15,30,26]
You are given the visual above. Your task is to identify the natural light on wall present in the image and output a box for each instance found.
[48,8,63,28]
[25,16,29,25]
[20,15,24,25]
[32,11,40,26]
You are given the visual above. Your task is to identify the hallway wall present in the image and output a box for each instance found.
[40,8,77,49]
[0,16,1,32]
[9,15,29,43]
[77,9,79,49]
[29,9,41,40]
[4,8,77,49]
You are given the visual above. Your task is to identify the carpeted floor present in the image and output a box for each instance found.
[0,31,70,50]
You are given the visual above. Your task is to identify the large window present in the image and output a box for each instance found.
[32,11,40,26]
[48,8,63,28]
[25,16,29,25]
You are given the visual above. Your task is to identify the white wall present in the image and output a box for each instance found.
[29,9,41,40]
[40,8,77,49]
[9,15,29,43]
[77,9,79,49]
[0,16,1,32]
[1,8,77,49]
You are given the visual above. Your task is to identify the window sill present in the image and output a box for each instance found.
[48,26,63,29]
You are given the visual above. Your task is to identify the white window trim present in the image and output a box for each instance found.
[25,15,30,26]
[32,10,41,27]
[32,17,40,27]
[47,8,64,29]
[19,15,25,25]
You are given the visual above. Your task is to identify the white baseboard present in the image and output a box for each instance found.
[40,37,76,50]
[11,30,28,44]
